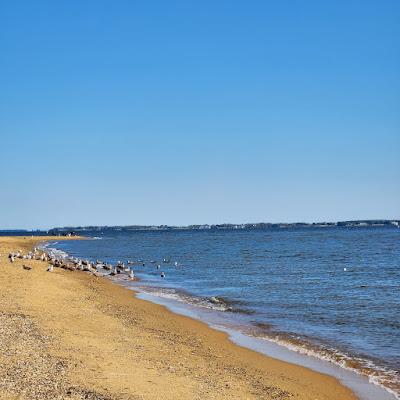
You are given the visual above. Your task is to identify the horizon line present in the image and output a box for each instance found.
[1,218,399,232]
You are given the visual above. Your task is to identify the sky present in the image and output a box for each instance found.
[0,1,399,229]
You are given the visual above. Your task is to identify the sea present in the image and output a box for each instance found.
[44,226,400,399]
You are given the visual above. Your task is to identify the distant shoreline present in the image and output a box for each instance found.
[1,219,399,235]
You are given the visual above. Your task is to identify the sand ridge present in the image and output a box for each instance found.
[0,236,357,399]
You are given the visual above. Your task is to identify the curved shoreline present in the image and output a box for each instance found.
[43,236,398,399]
[0,236,374,399]
[135,291,397,400]
[122,280,399,400]
[46,236,399,400]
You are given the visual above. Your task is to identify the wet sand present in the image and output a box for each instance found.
[0,236,357,400]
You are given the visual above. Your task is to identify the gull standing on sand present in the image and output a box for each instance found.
[47,265,54,272]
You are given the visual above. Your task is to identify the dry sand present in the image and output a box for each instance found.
[0,236,357,400]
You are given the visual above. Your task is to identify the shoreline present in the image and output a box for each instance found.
[0,236,378,399]
[108,273,398,400]
[123,280,398,400]
[47,236,399,400]
[135,291,397,400]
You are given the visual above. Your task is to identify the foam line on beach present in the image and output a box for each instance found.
[135,290,397,400]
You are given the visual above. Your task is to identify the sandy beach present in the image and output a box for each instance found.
[0,236,357,400]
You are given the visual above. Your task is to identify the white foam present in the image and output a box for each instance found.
[38,242,69,259]
[134,286,234,312]
[257,335,400,399]
[135,291,398,400]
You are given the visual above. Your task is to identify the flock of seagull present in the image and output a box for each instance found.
[7,247,177,281]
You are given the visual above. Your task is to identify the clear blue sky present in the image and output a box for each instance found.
[1,1,399,229]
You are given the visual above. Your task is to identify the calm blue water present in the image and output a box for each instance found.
[50,227,400,397]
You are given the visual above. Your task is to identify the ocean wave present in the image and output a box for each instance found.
[247,328,400,399]
[38,243,69,260]
[47,247,69,259]
[134,286,252,314]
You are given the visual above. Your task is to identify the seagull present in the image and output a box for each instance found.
[47,265,54,272]
[129,270,135,280]
[160,272,165,278]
